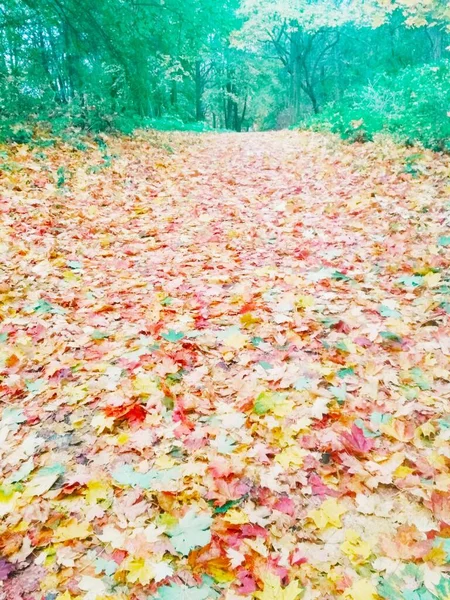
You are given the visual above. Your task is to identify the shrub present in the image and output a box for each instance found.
[302,61,450,151]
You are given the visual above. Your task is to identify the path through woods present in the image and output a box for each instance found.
[1,131,450,599]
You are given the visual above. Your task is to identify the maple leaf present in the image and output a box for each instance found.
[161,329,185,342]
[167,510,212,555]
[308,498,347,529]
[275,445,306,469]
[124,557,154,585]
[54,520,92,542]
[254,573,302,600]
[341,530,372,564]
[342,578,378,600]
[154,581,218,600]
[95,556,118,576]
[341,424,374,454]
[253,391,293,416]
[217,326,248,349]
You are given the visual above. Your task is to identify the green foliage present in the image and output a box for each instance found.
[0,0,449,143]
[302,61,450,151]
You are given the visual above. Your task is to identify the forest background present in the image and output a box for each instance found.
[1,0,449,149]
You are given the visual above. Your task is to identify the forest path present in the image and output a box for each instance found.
[1,131,450,599]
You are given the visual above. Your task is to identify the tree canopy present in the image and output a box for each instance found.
[0,0,449,145]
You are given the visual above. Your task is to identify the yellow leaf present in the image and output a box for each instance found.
[86,205,98,217]
[223,331,247,349]
[63,270,79,282]
[308,498,347,530]
[97,525,126,549]
[393,465,414,479]
[254,572,302,600]
[273,401,295,418]
[42,574,64,592]
[124,558,154,585]
[341,530,372,565]
[154,455,176,469]
[245,537,269,557]
[275,446,306,469]
[55,520,92,542]
[342,578,378,600]
[208,566,235,583]
[223,509,249,524]
[85,480,110,504]
[64,385,88,405]
[424,272,441,288]
[296,295,314,308]
[416,421,436,438]
[240,312,260,327]
[0,486,19,516]
[424,544,447,566]
[91,413,115,433]
[56,592,72,600]
[405,16,429,27]
[116,433,129,445]
[133,373,159,395]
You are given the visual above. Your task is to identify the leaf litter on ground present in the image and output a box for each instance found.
[0,130,449,600]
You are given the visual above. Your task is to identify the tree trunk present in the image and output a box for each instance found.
[195,60,205,121]
[170,80,178,107]
[427,27,443,61]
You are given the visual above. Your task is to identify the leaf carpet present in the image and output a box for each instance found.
[0,131,450,599]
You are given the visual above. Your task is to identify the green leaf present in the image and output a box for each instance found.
[379,305,401,319]
[25,379,46,394]
[397,275,423,288]
[213,434,236,454]
[331,270,351,281]
[380,331,402,343]
[337,368,354,378]
[6,458,34,483]
[329,384,346,403]
[258,361,273,370]
[37,463,66,478]
[95,557,118,576]
[253,391,288,415]
[166,369,184,384]
[31,299,65,314]
[335,340,351,353]
[57,166,66,187]
[112,464,181,489]
[91,330,110,340]
[294,376,311,390]
[67,260,82,270]
[153,581,218,600]
[354,418,379,438]
[1,407,26,427]
[441,302,450,313]
[437,236,450,247]
[161,330,185,343]
[409,367,431,390]
[167,510,212,555]
[370,412,392,427]
[212,498,242,514]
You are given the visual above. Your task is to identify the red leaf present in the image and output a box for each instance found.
[341,424,374,454]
